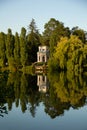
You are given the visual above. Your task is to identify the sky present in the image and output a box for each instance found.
[0,0,87,34]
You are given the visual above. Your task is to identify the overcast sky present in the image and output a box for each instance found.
[0,0,87,34]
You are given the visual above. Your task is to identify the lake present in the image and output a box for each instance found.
[0,71,87,130]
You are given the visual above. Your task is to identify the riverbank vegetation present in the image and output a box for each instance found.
[48,35,87,74]
[0,18,87,72]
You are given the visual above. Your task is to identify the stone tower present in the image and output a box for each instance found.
[37,46,49,62]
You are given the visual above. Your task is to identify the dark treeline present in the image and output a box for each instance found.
[0,19,41,69]
[0,18,87,71]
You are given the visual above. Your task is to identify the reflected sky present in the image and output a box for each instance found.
[0,103,87,130]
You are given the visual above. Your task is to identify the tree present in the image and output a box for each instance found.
[42,18,70,55]
[20,27,28,67]
[0,32,6,66]
[49,35,84,71]
[6,28,15,67]
[20,73,28,113]
[28,18,38,33]
[48,71,87,107]
[27,19,41,64]
[14,32,20,68]
[71,26,86,43]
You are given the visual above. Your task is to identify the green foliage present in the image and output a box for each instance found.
[6,28,14,60]
[0,18,87,74]
[5,28,15,70]
[71,26,86,43]
[48,57,59,72]
[1,70,87,118]
[28,18,37,33]
[49,35,87,72]
[14,32,20,68]
[42,18,70,55]
[48,71,87,106]
[0,32,6,66]
[20,27,28,67]
[27,19,41,64]
[21,65,35,75]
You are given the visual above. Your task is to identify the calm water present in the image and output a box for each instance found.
[0,71,87,130]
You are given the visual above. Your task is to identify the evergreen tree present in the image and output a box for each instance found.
[20,73,28,113]
[28,18,37,33]
[27,19,40,64]
[14,32,20,68]
[0,32,6,66]
[20,27,28,67]
[6,28,15,67]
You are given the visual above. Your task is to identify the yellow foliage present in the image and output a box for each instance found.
[53,35,84,70]
[48,72,87,106]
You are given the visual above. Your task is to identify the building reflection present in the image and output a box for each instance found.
[37,75,49,93]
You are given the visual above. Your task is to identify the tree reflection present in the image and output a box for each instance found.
[0,71,8,117]
[27,75,40,117]
[48,71,87,112]
[0,106,8,117]
[0,71,87,118]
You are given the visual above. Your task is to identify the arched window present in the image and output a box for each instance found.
[39,56,40,62]
[42,76,45,82]
[42,56,45,62]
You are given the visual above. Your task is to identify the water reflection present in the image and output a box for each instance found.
[48,72,87,108]
[37,75,49,93]
[0,71,87,118]
[0,106,8,117]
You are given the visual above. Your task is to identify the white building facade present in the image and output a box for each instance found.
[37,46,49,62]
[37,75,49,93]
